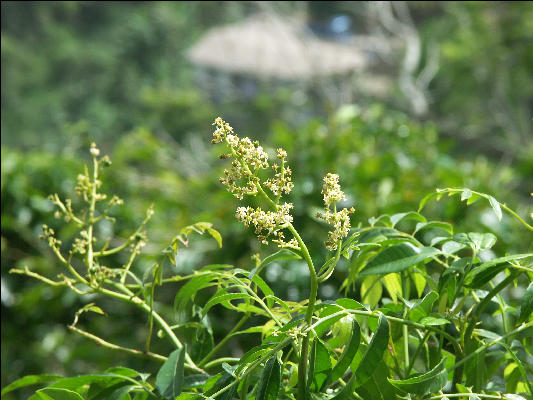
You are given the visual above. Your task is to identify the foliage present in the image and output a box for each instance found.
[419,2,533,166]
[4,121,532,399]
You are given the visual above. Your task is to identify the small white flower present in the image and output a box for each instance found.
[318,173,354,250]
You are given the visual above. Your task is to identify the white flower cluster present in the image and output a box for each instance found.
[322,173,346,207]
[213,118,297,247]
[236,203,294,245]
[213,117,270,200]
[317,173,354,251]
[264,149,294,197]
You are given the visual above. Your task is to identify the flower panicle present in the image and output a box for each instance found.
[235,203,295,246]
[212,117,296,247]
[317,173,355,251]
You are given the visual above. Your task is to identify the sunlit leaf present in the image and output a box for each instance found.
[468,232,497,250]
[390,211,426,227]
[419,316,450,326]
[332,314,389,398]
[488,196,502,221]
[325,318,360,387]
[408,291,438,322]
[360,243,440,276]
[335,298,365,310]
[412,272,427,297]
[382,273,402,303]
[361,276,382,308]
[461,189,472,201]
[207,228,222,248]
[309,339,331,392]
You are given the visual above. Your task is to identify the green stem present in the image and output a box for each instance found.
[317,241,342,282]
[202,357,241,370]
[454,270,522,389]
[97,284,204,373]
[86,155,99,274]
[125,271,212,289]
[199,314,249,367]
[209,337,292,399]
[448,322,532,373]
[433,188,533,231]
[405,331,430,377]
[464,270,521,341]
[287,224,317,400]
[402,271,410,374]
[68,325,166,363]
[309,309,461,353]
[94,207,153,258]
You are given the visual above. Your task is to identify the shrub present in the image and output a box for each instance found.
[3,119,532,399]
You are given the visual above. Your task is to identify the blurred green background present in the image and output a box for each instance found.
[2,1,532,396]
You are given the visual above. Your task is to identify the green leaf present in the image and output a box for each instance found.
[108,385,139,400]
[464,254,533,288]
[408,291,438,322]
[412,272,427,297]
[313,304,346,338]
[466,193,480,205]
[309,339,331,392]
[202,291,250,317]
[45,374,130,391]
[381,273,402,303]
[1,375,62,396]
[390,212,426,227]
[488,196,502,221]
[256,357,282,400]
[332,314,389,400]
[30,388,85,400]
[183,374,210,388]
[156,347,185,399]
[174,273,217,312]
[360,243,440,276]
[252,275,275,308]
[388,357,447,395]
[248,249,301,280]
[441,240,466,255]
[418,191,439,212]
[207,228,223,248]
[235,344,274,375]
[335,298,365,310]
[326,318,361,387]
[414,221,453,235]
[361,275,382,308]
[206,373,237,400]
[518,282,533,324]
[468,232,497,250]
[461,189,472,201]
[352,314,389,388]
[333,315,389,399]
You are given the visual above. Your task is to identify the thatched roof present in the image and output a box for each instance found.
[187,13,382,80]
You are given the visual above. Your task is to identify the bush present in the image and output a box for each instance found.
[3,119,532,399]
